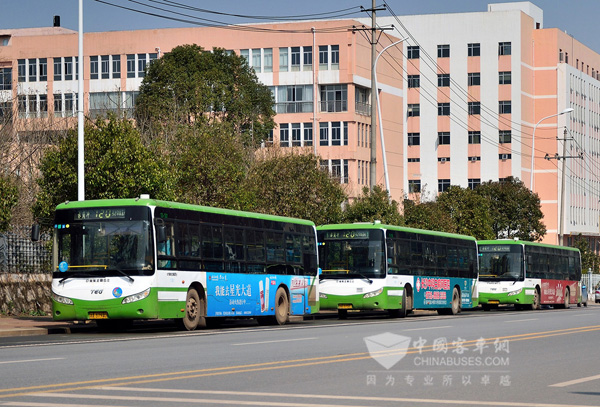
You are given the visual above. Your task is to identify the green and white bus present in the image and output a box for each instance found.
[478,240,581,310]
[41,196,319,330]
[317,223,478,318]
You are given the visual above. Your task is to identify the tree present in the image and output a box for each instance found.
[402,199,455,233]
[475,177,546,241]
[33,115,175,224]
[436,186,494,239]
[0,175,18,232]
[572,234,599,274]
[135,44,275,147]
[343,185,402,225]
[242,150,346,225]
[170,123,252,209]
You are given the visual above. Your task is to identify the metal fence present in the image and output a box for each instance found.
[0,227,51,274]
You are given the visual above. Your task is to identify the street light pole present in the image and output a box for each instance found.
[530,107,573,192]
[374,38,407,197]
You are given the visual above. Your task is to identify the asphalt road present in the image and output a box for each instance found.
[0,306,599,407]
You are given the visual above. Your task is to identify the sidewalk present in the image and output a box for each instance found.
[0,315,74,338]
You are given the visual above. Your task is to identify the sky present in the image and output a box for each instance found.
[2,0,600,53]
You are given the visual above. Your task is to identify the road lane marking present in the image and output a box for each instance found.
[550,373,600,387]
[232,337,317,346]
[403,326,452,331]
[21,389,600,407]
[503,319,538,323]
[2,325,600,399]
[0,358,63,365]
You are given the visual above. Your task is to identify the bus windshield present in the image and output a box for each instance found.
[318,229,385,279]
[53,208,154,278]
[478,244,523,281]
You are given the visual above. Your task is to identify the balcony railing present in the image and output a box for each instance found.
[355,102,371,116]
[275,101,313,114]
[320,100,347,113]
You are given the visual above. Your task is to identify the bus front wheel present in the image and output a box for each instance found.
[530,288,541,310]
[182,288,206,331]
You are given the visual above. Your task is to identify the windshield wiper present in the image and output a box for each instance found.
[111,265,135,283]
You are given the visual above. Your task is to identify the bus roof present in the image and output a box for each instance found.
[55,197,316,226]
[478,239,580,252]
[317,223,476,242]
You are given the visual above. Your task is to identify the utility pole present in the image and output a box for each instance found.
[356,2,391,191]
[544,127,583,246]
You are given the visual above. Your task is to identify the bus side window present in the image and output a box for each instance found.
[157,222,174,268]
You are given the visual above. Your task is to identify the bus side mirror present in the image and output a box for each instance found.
[31,224,40,242]
[156,225,167,243]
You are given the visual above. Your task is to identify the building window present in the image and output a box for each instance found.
[408,180,421,193]
[18,59,26,82]
[407,132,420,146]
[53,93,62,117]
[90,56,98,79]
[331,45,339,69]
[127,54,135,78]
[320,122,328,146]
[438,132,450,145]
[468,101,481,115]
[499,71,511,84]
[331,122,342,146]
[468,43,480,57]
[303,123,313,146]
[28,59,37,82]
[251,49,262,72]
[303,46,312,71]
[437,44,450,58]
[112,55,121,78]
[438,102,450,116]
[101,55,110,79]
[499,130,511,144]
[263,48,273,72]
[320,84,347,112]
[407,75,420,88]
[499,100,511,114]
[407,46,420,59]
[276,85,313,113]
[279,47,289,72]
[291,47,301,71]
[498,42,511,56]
[137,54,147,78]
[355,87,370,115]
[291,123,301,146]
[280,124,290,147]
[407,104,420,117]
[437,73,450,87]
[0,68,11,91]
[53,58,62,81]
[468,131,481,144]
[39,58,47,81]
[318,45,328,69]
[468,72,481,86]
[468,178,481,190]
[64,93,74,116]
[64,57,73,80]
[438,179,451,192]
[39,94,48,117]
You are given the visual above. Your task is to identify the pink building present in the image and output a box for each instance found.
[1,2,599,251]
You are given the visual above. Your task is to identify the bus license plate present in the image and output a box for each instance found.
[488,300,500,305]
[338,304,353,309]
[88,312,108,319]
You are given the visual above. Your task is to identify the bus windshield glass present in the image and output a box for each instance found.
[478,244,523,281]
[318,229,385,279]
[53,207,154,278]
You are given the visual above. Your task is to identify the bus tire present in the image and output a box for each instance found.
[450,287,461,315]
[563,288,570,309]
[530,287,541,310]
[274,287,289,325]
[182,288,206,331]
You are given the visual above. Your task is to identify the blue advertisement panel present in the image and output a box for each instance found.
[206,273,311,317]
[412,276,474,309]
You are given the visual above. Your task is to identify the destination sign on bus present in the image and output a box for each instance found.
[75,208,127,220]
[323,230,369,240]
[479,245,512,253]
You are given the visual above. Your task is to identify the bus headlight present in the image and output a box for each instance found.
[319,293,328,299]
[122,288,151,304]
[52,292,74,305]
[363,288,383,299]
[507,288,522,297]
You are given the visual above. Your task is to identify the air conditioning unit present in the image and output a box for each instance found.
[469,156,478,162]
[500,154,509,160]
[439,157,447,163]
